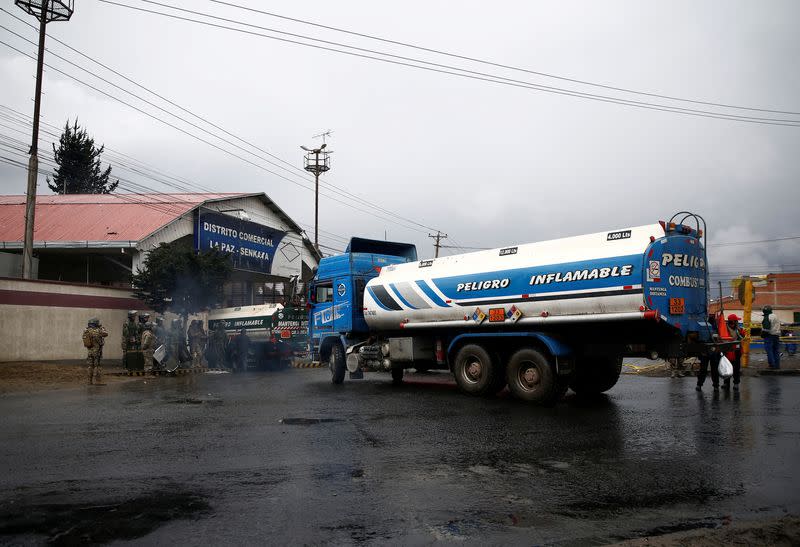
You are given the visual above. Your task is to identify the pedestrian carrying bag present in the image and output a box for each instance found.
[718,353,734,378]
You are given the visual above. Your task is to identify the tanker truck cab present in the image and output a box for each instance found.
[308,237,418,381]
[310,212,714,405]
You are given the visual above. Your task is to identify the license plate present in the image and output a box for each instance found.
[669,297,685,315]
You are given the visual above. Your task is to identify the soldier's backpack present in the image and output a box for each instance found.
[83,331,94,348]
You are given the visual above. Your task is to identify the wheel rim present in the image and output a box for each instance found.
[462,356,484,384]
[517,361,541,392]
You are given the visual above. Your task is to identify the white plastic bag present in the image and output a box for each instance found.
[718,353,733,378]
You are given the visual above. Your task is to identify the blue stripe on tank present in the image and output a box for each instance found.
[416,280,450,307]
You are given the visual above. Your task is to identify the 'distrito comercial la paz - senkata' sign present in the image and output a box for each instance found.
[195,208,286,274]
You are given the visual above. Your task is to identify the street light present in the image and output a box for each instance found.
[300,143,332,252]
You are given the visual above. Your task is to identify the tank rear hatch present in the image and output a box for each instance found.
[642,230,708,338]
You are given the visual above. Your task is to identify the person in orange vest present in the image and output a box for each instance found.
[722,314,744,391]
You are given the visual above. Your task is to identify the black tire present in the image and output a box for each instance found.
[570,356,623,395]
[505,348,557,404]
[453,344,500,396]
[391,366,404,385]
[330,343,346,385]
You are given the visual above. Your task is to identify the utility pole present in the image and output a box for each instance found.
[428,231,448,258]
[15,0,74,279]
[301,132,332,252]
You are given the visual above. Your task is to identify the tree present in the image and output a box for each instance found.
[47,119,118,194]
[132,241,233,319]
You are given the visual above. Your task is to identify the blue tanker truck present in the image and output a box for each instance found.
[308,212,721,404]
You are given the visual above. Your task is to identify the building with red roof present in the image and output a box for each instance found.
[0,193,320,307]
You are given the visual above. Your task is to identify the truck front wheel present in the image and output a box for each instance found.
[330,343,346,385]
[570,356,623,395]
[506,348,557,404]
[453,344,500,396]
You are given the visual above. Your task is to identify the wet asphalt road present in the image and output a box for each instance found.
[0,369,799,546]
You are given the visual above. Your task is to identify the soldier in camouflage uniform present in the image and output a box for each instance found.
[154,316,167,347]
[141,322,156,372]
[138,312,151,337]
[187,319,208,368]
[209,322,229,369]
[83,318,108,385]
[121,310,140,370]
[166,318,189,369]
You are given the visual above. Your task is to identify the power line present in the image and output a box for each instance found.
[130,0,800,126]
[0,113,358,245]
[0,129,359,246]
[0,6,447,233]
[209,0,800,116]
[92,0,800,127]
[0,103,220,194]
[0,39,436,234]
[709,235,800,247]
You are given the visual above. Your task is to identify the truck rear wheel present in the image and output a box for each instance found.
[570,356,623,395]
[330,343,346,385]
[506,348,556,404]
[453,344,500,396]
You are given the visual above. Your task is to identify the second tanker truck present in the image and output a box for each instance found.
[308,212,716,404]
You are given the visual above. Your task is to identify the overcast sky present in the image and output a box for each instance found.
[1,0,798,288]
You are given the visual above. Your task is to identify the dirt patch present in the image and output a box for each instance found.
[0,362,132,394]
[612,514,800,546]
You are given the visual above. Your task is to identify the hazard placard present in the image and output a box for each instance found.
[669,297,685,315]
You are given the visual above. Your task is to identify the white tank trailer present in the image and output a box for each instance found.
[308,212,715,403]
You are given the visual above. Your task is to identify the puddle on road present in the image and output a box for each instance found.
[166,395,223,405]
[279,417,343,425]
[0,489,210,545]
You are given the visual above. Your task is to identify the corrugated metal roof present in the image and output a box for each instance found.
[0,193,249,243]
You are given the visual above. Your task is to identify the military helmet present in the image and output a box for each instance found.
[127,310,138,318]
[144,322,155,331]
[88,317,100,327]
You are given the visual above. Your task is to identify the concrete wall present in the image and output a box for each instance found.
[0,278,147,362]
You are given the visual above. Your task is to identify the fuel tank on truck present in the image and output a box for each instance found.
[363,222,709,337]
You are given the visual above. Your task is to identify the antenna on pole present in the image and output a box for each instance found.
[428,231,448,258]
[312,130,333,145]
[301,131,333,254]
